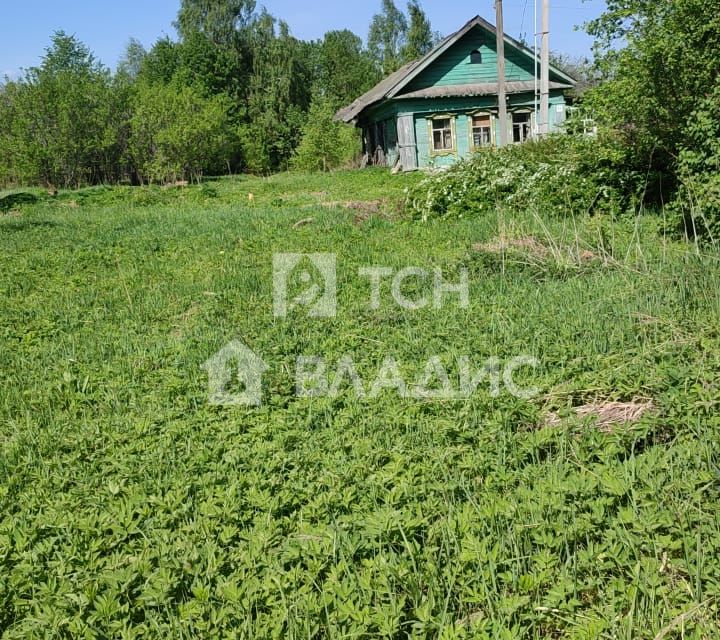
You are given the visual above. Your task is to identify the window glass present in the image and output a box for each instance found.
[512,112,531,143]
[472,114,492,147]
[432,118,453,151]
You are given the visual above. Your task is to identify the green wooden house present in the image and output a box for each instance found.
[335,15,576,170]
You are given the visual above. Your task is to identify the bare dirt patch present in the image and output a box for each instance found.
[319,199,395,225]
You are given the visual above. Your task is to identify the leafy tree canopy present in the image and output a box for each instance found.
[175,0,256,47]
[402,1,434,63]
[368,0,409,74]
[317,30,380,107]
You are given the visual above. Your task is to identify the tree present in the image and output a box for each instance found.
[0,32,121,187]
[292,95,360,172]
[368,0,408,75]
[549,52,597,97]
[239,12,313,173]
[175,30,244,100]
[316,30,380,107]
[402,1,433,63]
[584,0,720,195]
[117,38,147,80]
[175,0,256,47]
[138,37,181,86]
[129,80,235,184]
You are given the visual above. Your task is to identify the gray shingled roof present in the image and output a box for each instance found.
[396,81,573,100]
[334,59,422,124]
[334,15,576,124]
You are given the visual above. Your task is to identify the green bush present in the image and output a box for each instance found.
[670,173,720,241]
[667,81,720,240]
[405,135,643,222]
[0,33,127,188]
[129,81,235,184]
[291,96,360,172]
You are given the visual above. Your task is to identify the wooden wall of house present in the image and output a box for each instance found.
[410,93,568,168]
[404,29,569,93]
[364,91,569,170]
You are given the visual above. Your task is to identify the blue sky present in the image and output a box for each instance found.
[0,0,606,79]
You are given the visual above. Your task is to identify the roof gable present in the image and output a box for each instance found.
[387,16,575,98]
[402,27,567,93]
[335,15,576,123]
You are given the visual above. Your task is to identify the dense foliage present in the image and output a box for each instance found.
[668,82,720,240]
[0,35,126,188]
[129,81,234,184]
[0,0,430,186]
[406,135,643,221]
[582,0,720,235]
[405,0,720,239]
[291,97,361,172]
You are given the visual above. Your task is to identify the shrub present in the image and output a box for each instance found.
[405,134,643,222]
[129,81,235,184]
[667,81,720,240]
[291,96,360,172]
[0,33,125,188]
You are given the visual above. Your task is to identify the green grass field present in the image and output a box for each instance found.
[2,170,720,638]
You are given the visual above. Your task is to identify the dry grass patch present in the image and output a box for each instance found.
[473,236,551,259]
[292,217,315,229]
[543,399,655,432]
[473,235,600,264]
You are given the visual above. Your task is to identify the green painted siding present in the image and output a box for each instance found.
[385,119,399,167]
[409,91,569,169]
[456,114,470,158]
[405,26,569,92]
[415,116,430,168]
[406,30,533,91]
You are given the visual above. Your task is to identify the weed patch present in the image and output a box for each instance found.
[1,171,720,638]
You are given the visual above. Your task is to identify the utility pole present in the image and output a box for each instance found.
[495,0,508,146]
[534,0,539,136]
[539,0,550,135]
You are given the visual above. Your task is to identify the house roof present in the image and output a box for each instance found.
[396,80,573,100]
[335,15,577,124]
[334,59,422,124]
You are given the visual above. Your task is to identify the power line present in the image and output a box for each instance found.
[519,0,530,42]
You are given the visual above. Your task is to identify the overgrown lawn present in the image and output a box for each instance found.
[1,170,720,638]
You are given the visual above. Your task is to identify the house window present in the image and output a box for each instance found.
[512,112,531,143]
[471,114,492,147]
[432,118,454,152]
[470,49,482,64]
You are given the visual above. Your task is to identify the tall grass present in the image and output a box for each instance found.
[1,170,719,638]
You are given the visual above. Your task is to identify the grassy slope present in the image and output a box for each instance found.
[1,170,720,638]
